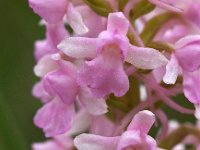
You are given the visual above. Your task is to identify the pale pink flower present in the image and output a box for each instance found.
[74,110,160,150]
[33,57,107,137]
[43,60,78,104]
[163,35,200,84]
[28,0,88,34]
[32,80,52,103]
[161,35,200,111]
[58,12,168,98]
[34,96,75,137]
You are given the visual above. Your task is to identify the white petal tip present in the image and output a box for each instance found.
[33,65,42,77]
[139,110,155,117]
[75,26,89,35]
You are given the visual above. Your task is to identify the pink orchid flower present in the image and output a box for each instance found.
[28,0,88,34]
[58,12,168,98]
[163,35,200,85]
[162,35,200,114]
[33,55,107,137]
[74,110,160,150]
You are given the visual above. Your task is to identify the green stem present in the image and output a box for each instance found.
[159,124,200,149]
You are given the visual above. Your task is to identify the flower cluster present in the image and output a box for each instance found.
[29,0,200,149]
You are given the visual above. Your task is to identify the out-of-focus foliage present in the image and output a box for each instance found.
[0,1,44,149]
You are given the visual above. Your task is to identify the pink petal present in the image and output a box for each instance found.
[148,0,183,13]
[32,136,73,150]
[57,60,77,77]
[46,23,68,47]
[58,37,97,59]
[91,115,116,136]
[28,0,68,23]
[34,97,74,137]
[32,140,62,150]
[175,35,200,71]
[195,105,200,119]
[34,54,58,77]
[34,22,68,61]
[197,145,200,150]
[74,134,120,150]
[159,23,189,44]
[97,31,130,60]
[78,87,108,115]
[32,80,52,103]
[107,12,129,35]
[175,35,200,49]
[43,68,78,104]
[183,70,200,104]
[76,6,106,38]
[153,66,166,83]
[126,45,168,69]
[67,110,92,136]
[66,3,88,35]
[163,54,180,84]
[185,2,200,26]
[54,135,74,149]
[127,110,155,134]
[117,131,157,150]
[34,40,56,61]
[78,51,129,98]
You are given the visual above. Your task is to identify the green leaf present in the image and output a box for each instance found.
[127,30,139,46]
[146,41,174,53]
[118,0,129,11]
[129,0,155,23]
[106,95,128,121]
[141,12,175,45]
[107,95,130,113]
[83,0,113,16]
[0,93,28,150]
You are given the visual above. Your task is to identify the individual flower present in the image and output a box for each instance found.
[163,35,200,85]
[160,35,200,115]
[33,54,108,137]
[32,110,92,150]
[28,0,88,34]
[74,110,160,150]
[34,96,75,137]
[174,35,200,72]
[58,12,168,98]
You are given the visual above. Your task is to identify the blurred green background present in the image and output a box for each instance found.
[0,1,45,149]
